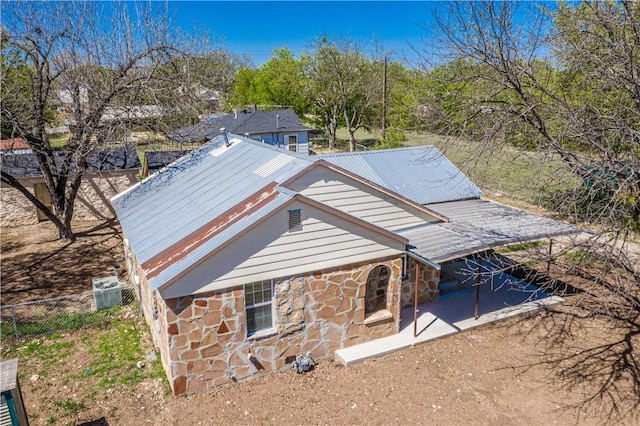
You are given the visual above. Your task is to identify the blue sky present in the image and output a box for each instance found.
[169,1,435,65]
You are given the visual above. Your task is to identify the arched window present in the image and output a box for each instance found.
[365,265,391,314]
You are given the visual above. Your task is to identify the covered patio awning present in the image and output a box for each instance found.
[399,199,579,264]
[399,198,579,335]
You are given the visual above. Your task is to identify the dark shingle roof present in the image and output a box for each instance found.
[169,109,312,143]
[144,150,190,176]
[1,146,141,178]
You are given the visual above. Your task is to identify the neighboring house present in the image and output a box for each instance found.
[111,133,575,395]
[142,150,190,178]
[1,146,141,226]
[169,109,312,154]
[194,85,221,113]
[178,83,222,113]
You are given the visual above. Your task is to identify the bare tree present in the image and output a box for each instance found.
[1,1,225,239]
[421,1,639,420]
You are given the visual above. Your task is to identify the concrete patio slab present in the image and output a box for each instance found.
[335,280,563,366]
[335,311,459,366]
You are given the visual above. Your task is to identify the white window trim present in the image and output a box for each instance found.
[245,280,275,337]
[286,134,298,152]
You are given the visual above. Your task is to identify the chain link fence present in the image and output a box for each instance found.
[0,283,141,342]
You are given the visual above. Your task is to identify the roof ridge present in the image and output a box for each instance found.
[318,145,437,158]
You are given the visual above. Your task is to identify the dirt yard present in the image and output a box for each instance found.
[1,220,124,304]
[1,221,638,425]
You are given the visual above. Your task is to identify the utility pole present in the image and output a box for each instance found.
[381,56,387,141]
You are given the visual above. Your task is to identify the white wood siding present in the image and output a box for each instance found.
[161,199,404,298]
[285,166,440,231]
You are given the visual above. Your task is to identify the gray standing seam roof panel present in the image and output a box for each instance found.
[400,199,578,263]
[112,135,313,264]
[149,191,292,291]
[113,136,579,292]
[319,146,483,205]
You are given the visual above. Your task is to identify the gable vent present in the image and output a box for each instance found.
[288,209,302,232]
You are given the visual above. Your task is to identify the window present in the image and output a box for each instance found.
[288,209,302,232]
[287,135,298,152]
[365,265,391,314]
[245,280,274,336]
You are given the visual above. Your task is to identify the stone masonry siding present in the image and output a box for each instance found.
[156,256,403,395]
[123,238,174,388]
[401,258,440,307]
[0,184,37,226]
[0,171,138,227]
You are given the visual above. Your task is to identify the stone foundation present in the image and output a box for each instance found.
[150,256,403,395]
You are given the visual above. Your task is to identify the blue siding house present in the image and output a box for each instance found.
[169,109,312,155]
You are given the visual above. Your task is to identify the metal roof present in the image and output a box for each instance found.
[148,189,292,290]
[319,146,483,205]
[112,134,314,282]
[400,199,578,263]
[113,137,579,292]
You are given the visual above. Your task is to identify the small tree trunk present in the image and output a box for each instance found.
[343,109,357,152]
[328,131,336,149]
[328,116,337,149]
[348,130,356,152]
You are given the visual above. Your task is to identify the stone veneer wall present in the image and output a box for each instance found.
[123,239,174,388]
[401,258,440,307]
[0,171,138,226]
[156,256,403,395]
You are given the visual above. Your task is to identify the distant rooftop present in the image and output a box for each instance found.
[0,138,30,151]
[143,150,190,177]
[1,146,141,178]
[168,109,312,143]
